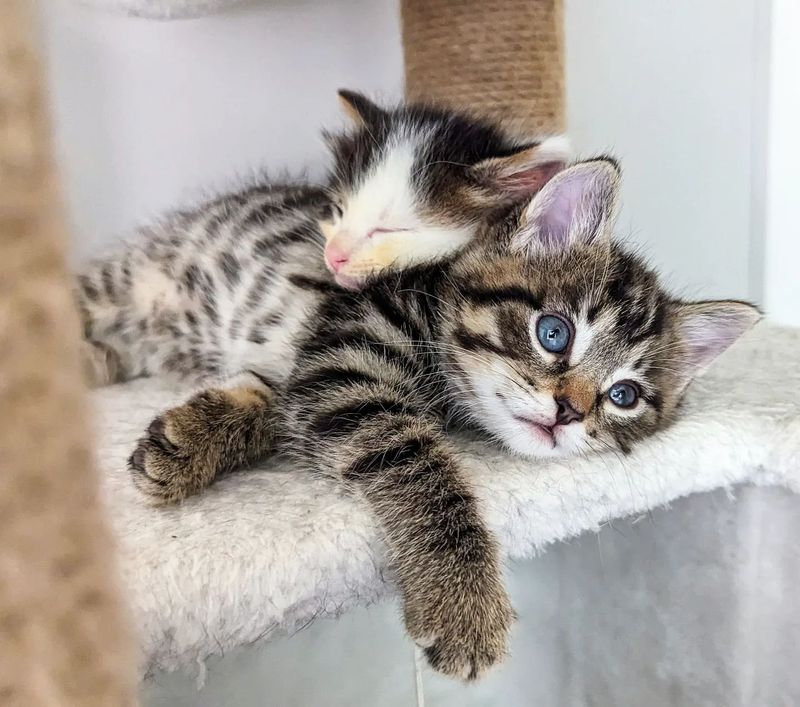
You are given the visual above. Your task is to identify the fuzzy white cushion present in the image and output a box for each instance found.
[93,322,800,675]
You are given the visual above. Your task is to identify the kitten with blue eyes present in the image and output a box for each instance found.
[440,162,758,463]
[128,157,759,680]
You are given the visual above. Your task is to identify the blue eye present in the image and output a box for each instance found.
[536,314,572,354]
[608,382,639,408]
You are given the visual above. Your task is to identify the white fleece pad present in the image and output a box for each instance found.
[93,323,800,675]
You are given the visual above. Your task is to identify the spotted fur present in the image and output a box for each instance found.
[75,92,569,388]
[76,183,332,386]
[127,158,759,680]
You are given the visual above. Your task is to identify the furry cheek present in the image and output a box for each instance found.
[594,403,660,454]
[338,253,393,279]
[581,418,619,452]
[357,238,406,269]
[338,234,426,279]
[448,352,511,413]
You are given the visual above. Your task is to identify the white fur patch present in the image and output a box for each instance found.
[132,264,184,312]
[343,138,418,239]
[386,224,474,268]
[332,137,475,278]
[463,357,591,460]
[568,310,594,366]
[534,135,573,165]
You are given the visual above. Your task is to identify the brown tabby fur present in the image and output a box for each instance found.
[128,160,758,679]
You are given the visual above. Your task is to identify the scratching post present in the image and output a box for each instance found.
[401,0,565,133]
[0,1,137,704]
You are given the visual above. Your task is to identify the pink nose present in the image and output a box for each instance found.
[325,244,349,273]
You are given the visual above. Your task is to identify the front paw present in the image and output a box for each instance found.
[129,409,216,505]
[403,571,514,681]
[129,384,274,504]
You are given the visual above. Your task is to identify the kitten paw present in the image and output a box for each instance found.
[129,383,275,504]
[129,414,200,504]
[403,573,514,681]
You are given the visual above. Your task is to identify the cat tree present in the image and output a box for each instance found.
[402,0,564,133]
[4,1,800,705]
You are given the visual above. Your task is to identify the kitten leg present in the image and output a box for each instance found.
[74,261,135,386]
[286,377,513,679]
[129,372,277,504]
[355,421,513,680]
[80,340,122,388]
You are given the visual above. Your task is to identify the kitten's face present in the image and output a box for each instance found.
[443,160,760,459]
[319,90,570,289]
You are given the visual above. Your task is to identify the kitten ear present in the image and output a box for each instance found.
[468,136,572,201]
[674,300,761,384]
[511,157,621,253]
[337,89,387,127]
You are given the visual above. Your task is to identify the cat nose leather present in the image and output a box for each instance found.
[324,244,349,272]
[555,396,584,425]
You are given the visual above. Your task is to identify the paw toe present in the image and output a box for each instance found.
[422,642,478,681]
[128,442,147,474]
[128,433,180,504]
[146,416,179,454]
[147,416,165,438]
[406,586,512,681]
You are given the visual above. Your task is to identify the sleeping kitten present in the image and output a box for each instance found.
[322,91,570,288]
[129,158,759,679]
[76,91,570,386]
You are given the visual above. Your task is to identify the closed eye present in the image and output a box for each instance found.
[366,227,415,239]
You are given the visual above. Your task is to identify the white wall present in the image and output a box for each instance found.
[762,0,800,326]
[564,0,760,302]
[40,0,404,261]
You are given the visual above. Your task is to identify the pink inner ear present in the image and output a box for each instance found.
[537,205,574,248]
[682,307,758,371]
[533,170,598,248]
[496,161,564,195]
[685,336,730,372]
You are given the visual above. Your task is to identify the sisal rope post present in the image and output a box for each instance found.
[401,0,565,134]
[0,1,137,704]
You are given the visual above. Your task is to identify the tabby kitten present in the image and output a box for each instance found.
[130,159,759,679]
[76,91,570,386]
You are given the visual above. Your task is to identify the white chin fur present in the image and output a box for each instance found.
[490,411,588,459]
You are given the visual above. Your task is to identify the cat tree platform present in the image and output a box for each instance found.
[91,322,800,675]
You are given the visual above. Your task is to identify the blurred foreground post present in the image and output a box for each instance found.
[0,1,137,704]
